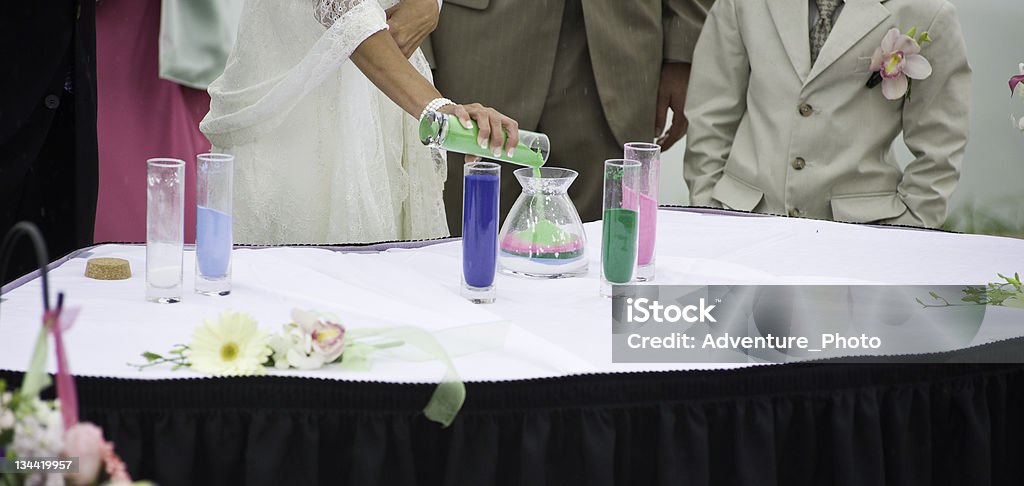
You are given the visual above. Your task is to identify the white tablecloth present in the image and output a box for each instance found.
[1,209,1022,383]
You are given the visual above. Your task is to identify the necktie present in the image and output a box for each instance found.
[810,0,842,64]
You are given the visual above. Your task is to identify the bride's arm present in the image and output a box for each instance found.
[351,31,519,158]
[315,0,518,157]
[350,30,441,118]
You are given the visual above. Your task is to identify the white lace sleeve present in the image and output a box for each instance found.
[313,0,368,28]
[201,0,388,146]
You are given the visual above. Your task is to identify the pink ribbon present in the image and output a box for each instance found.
[1010,74,1024,95]
[45,307,80,431]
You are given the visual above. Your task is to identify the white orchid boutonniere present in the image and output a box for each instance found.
[1009,63,1024,134]
[268,309,348,370]
[867,27,933,101]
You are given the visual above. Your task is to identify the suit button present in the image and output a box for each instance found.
[788,208,803,217]
[44,94,60,109]
[799,103,813,117]
[791,157,806,170]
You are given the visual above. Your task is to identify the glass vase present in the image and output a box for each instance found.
[498,167,587,279]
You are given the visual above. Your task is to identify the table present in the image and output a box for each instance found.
[2,208,1023,485]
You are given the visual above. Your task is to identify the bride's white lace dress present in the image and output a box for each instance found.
[200,0,448,245]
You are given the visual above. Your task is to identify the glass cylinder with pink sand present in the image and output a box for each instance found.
[624,142,661,282]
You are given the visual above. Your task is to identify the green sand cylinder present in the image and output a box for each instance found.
[420,112,547,168]
[601,208,639,284]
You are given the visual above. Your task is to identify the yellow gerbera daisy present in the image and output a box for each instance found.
[189,312,271,376]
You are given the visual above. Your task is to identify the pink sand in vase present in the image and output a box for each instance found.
[500,233,585,255]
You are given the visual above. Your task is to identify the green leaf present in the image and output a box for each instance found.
[142,351,162,362]
[1005,294,1024,309]
[907,27,918,38]
[929,291,940,299]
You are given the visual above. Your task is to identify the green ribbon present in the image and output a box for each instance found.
[342,322,509,427]
[19,322,51,401]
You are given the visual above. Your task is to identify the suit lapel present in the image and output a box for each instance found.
[767,0,812,83]
[806,0,891,83]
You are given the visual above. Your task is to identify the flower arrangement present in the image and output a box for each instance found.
[867,27,933,101]
[1,325,139,486]
[136,310,464,427]
[136,309,381,374]
[1010,63,1024,134]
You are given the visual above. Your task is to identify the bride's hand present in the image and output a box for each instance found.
[439,103,520,163]
[385,0,439,58]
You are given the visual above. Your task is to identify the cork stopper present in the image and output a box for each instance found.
[85,257,132,280]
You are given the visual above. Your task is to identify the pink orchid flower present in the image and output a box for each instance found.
[292,309,347,364]
[870,28,933,100]
[1010,63,1024,95]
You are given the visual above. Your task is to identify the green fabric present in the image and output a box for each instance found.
[343,322,509,427]
[159,0,244,89]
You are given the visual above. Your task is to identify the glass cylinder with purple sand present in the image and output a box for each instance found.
[462,162,500,303]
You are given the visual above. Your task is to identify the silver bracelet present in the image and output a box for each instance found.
[419,97,455,121]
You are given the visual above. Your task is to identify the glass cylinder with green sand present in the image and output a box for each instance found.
[419,110,548,168]
[600,159,641,297]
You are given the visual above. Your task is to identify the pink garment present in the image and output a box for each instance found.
[95,0,210,243]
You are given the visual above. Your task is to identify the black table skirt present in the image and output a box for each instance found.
[5,353,1024,486]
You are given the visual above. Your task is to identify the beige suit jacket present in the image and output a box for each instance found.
[683,0,971,228]
[427,0,712,144]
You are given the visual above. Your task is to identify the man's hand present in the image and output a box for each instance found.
[654,62,692,151]
[385,0,440,58]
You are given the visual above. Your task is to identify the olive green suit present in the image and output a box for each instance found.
[428,0,713,232]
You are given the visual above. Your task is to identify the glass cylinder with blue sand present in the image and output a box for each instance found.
[462,161,500,303]
[195,153,234,296]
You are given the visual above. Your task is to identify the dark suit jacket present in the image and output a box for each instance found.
[0,1,98,279]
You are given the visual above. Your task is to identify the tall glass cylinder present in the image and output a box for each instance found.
[195,153,234,296]
[462,161,500,304]
[420,110,549,168]
[146,158,185,303]
[600,159,641,298]
[624,142,661,282]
